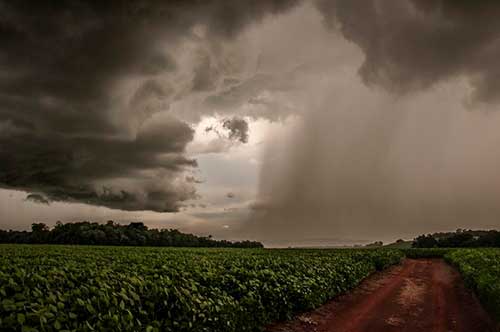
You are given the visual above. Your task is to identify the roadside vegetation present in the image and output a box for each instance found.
[446,249,500,321]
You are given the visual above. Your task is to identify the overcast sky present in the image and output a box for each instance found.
[2,0,500,246]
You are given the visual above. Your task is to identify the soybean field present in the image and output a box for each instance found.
[0,245,402,332]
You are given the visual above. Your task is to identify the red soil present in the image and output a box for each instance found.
[267,259,496,332]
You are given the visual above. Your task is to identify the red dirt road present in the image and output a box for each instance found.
[267,259,496,332]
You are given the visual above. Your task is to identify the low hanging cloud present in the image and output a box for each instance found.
[25,194,50,205]
[316,0,500,104]
[1,116,197,212]
[0,0,300,212]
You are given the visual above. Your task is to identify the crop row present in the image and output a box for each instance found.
[444,248,500,322]
[0,246,403,332]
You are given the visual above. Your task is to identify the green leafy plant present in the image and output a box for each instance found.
[0,245,402,332]
[444,248,500,321]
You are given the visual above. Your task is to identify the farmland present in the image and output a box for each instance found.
[0,245,402,332]
[1,246,499,332]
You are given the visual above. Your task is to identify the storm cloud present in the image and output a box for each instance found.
[25,194,50,205]
[1,116,196,212]
[242,1,500,246]
[4,0,500,244]
[0,0,299,212]
[317,0,500,103]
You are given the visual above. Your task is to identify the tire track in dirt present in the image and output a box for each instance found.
[267,259,496,332]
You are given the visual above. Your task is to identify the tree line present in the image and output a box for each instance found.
[413,229,500,248]
[0,221,264,248]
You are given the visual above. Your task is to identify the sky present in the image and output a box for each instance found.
[2,0,500,247]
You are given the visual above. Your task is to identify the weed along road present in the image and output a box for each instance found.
[267,259,496,332]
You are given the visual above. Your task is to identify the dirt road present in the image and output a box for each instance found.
[267,259,496,332]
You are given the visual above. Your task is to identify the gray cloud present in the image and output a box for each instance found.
[205,74,275,109]
[188,117,251,155]
[203,72,299,121]
[236,2,500,246]
[247,78,500,245]
[7,0,500,244]
[0,0,300,212]
[25,194,50,205]
[223,117,249,143]
[1,116,196,212]
[192,54,219,92]
[316,0,500,104]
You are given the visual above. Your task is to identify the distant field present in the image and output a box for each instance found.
[0,245,402,332]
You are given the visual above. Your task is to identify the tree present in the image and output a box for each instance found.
[30,223,49,243]
[0,221,265,248]
[413,234,438,248]
[31,223,49,233]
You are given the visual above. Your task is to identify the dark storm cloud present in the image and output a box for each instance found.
[25,194,50,205]
[0,0,300,212]
[1,117,196,212]
[0,0,300,107]
[223,117,249,143]
[316,0,500,103]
